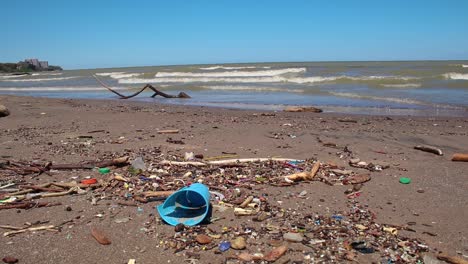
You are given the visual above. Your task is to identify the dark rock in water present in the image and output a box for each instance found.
[0,105,9,117]
[284,106,322,113]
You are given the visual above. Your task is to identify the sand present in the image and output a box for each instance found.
[0,95,467,263]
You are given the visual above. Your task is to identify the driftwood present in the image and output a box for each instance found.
[49,156,129,170]
[0,201,62,210]
[285,162,320,181]
[142,190,174,198]
[157,129,179,134]
[414,145,443,156]
[94,75,190,99]
[452,153,468,162]
[437,253,468,264]
[1,157,129,176]
[160,158,299,167]
[3,225,58,237]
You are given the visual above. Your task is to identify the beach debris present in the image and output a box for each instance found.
[283,232,303,243]
[130,157,146,171]
[230,237,246,250]
[94,75,190,99]
[218,241,231,252]
[399,177,412,184]
[284,106,323,113]
[263,245,288,262]
[98,167,110,174]
[0,104,9,117]
[437,253,468,264]
[0,201,62,211]
[157,129,179,134]
[196,234,212,244]
[414,145,443,156]
[2,256,18,264]
[343,174,371,185]
[91,227,111,245]
[127,259,136,264]
[3,224,58,237]
[285,161,320,182]
[452,153,468,162]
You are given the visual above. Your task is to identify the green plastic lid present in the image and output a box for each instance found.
[98,167,110,174]
[399,177,411,184]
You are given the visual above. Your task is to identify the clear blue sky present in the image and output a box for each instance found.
[1,0,468,69]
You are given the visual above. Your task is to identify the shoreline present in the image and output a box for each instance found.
[1,94,467,263]
[2,93,468,118]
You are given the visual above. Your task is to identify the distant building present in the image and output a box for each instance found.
[39,61,48,69]
[24,58,48,69]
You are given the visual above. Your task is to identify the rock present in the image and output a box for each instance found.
[0,105,9,117]
[2,256,18,263]
[349,158,360,164]
[196,234,212,244]
[284,106,322,113]
[174,223,185,232]
[283,232,303,242]
[231,237,246,250]
[330,169,353,176]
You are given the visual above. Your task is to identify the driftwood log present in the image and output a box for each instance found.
[93,75,190,99]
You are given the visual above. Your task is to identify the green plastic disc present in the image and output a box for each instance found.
[399,177,411,184]
[98,167,110,174]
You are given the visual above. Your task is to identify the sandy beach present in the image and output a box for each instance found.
[1,95,467,263]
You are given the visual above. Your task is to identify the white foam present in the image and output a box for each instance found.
[462,65,468,68]
[381,83,422,88]
[0,86,117,91]
[201,85,304,93]
[1,76,79,82]
[199,65,271,70]
[329,92,426,105]
[444,73,468,80]
[155,68,306,78]
[119,74,418,84]
[95,72,141,79]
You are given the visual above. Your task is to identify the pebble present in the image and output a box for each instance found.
[195,234,212,244]
[349,158,360,164]
[231,237,246,250]
[174,223,185,232]
[283,232,303,242]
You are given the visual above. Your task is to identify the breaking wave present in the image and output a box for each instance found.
[462,65,468,68]
[444,73,468,80]
[381,83,422,88]
[155,68,306,78]
[1,76,79,82]
[95,72,141,79]
[119,74,418,84]
[200,85,304,93]
[199,65,271,70]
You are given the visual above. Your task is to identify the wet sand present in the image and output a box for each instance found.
[0,95,467,263]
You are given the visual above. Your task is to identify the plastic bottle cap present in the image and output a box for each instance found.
[81,178,97,185]
[98,167,110,174]
[399,177,411,184]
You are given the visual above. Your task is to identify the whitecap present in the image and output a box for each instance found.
[1,76,79,82]
[381,83,422,88]
[201,85,304,93]
[155,68,306,78]
[199,65,271,70]
[95,72,141,79]
[444,73,468,80]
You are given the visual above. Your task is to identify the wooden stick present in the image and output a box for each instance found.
[50,156,129,170]
[452,153,468,162]
[160,158,300,167]
[414,145,443,156]
[143,191,174,198]
[4,225,57,237]
[157,129,179,134]
[437,253,468,264]
[0,201,62,210]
